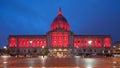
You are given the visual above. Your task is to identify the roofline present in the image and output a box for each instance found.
[74,35,111,37]
[9,35,46,37]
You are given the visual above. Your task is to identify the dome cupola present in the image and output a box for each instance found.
[50,8,70,31]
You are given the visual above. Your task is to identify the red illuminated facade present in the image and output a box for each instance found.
[9,35,46,48]
[8,9,112,56]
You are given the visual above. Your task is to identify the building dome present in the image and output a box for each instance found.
[50,9,70,31]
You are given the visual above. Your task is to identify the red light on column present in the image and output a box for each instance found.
[43,39,46,48]
[84,38,88,48]
[18,39,21,47]
[9,37,16,47]
[39,40,42,47]
[104,38,111,47]
[95,38,102,48]
[26,40,29,47]
[98,39,102,47]
[21,39,23,47]
[74,38,77,48]
[36,40,39,47]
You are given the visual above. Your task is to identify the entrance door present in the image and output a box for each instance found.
[57,52,63,56]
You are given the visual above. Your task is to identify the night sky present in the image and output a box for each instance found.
[0,0,120,48]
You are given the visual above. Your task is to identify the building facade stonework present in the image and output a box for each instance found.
[8,9,112,56]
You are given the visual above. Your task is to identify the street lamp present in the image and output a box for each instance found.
[42,46,44,57]
[108,50,111,57]
[88,40,92,45]
[42,46,44,49]
[88,40,92,55]
[3,46,7,54]
[102,50,104,56]
[76,46,79,55]
[29,40,33,45]
[29,40,33,57]
[3,46,7,50]
[113,46,116,48]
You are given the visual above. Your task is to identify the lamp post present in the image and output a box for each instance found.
[3,46,7,50]
[42,46,44,57]
[76,46,79,56]
[3,46,7,55]
[108,50,111,57]
[102,50,104,57]
[29,40,33,46]
[29,40,33,57]
[88,40,92,56]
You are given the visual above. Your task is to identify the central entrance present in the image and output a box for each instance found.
[57,51,64,56]
[51,48,69,56]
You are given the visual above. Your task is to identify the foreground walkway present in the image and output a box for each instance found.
[0,56,120,68]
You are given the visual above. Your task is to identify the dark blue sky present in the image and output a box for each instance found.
[0,0,120,48]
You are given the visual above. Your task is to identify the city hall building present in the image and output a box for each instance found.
[8,9,112,56]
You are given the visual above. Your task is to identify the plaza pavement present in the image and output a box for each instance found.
[0,56,120,68]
